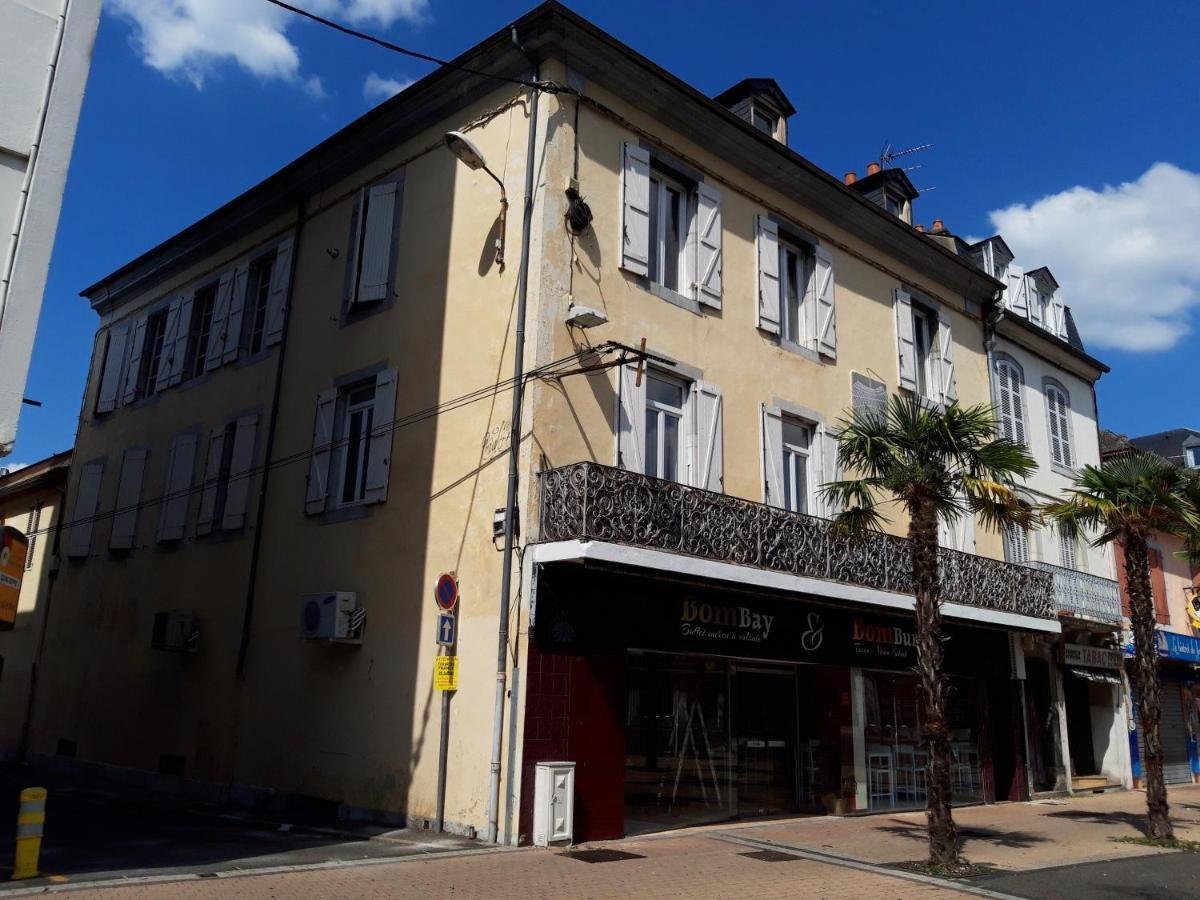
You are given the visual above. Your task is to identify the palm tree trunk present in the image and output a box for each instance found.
[910,496,958,866]
[1124,532,1174,840]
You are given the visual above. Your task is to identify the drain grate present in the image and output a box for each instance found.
[560,849,645,864]
[740,849,801,863]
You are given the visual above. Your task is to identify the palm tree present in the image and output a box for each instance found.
[1045,454,1200,841]
[822,395,1036,868]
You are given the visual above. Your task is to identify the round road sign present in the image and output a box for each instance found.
[435,573,459,611]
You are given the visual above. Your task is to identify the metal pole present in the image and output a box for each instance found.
[486,34,539,846]
[435,682,451,831]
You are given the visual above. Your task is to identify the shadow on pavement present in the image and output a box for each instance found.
[875,818,1049,851]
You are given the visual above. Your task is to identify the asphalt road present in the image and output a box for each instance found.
[981,852,1200,900]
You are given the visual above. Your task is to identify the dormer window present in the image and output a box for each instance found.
[752,108,778,136]
[714,78,795,145]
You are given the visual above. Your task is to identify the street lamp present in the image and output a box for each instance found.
[444,131,507,269]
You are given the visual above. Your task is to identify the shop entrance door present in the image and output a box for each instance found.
[734,666,798,818]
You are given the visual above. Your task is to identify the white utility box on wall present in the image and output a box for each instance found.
[532,761,575,847]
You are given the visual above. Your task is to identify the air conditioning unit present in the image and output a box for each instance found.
[152,610,200,653]
[300,592,363,641]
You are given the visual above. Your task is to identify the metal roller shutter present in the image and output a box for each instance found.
[1136,676,1192,785]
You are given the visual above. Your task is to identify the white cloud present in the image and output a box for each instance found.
[363,72,414,102]
[108,0,429,92]
[985,163,1200,353]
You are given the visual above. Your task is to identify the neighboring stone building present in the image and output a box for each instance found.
[0,0,101,455]
[27,2,1068,843]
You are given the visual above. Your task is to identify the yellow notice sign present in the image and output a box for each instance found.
[0,527,29,630]
[434,656,458,691]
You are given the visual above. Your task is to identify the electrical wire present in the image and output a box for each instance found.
[20,344,634,542]
[262,0,573,94]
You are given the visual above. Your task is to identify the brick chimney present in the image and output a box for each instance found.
[914,224,925,233]
[931,218,945,233]
[843,172,857,185]
[866,162,881,176]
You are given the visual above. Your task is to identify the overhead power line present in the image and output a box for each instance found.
[263,0,572,93]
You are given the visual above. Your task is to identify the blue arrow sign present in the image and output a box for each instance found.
[436,612,457,647]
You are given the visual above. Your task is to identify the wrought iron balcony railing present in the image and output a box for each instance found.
[537,462,1055,620]
[1023,560,1122,625]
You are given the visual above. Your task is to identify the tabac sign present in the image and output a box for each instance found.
[1063,643,1123,671]
[0,527,29,630]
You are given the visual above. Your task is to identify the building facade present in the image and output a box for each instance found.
[28,3,1068,843]
[0,0,101,455]
[0,450,70,758]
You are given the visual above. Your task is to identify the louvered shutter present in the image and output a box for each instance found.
[616,364,646,473]
[819,427,842,518]
[814,245,837,358]
[761,405,784,507]
[695,382,723,492]
[1150,548,1170,624]
[66,461,104,557]
[756,216,781,334]
[1007,266,1028,317]
[355,186,396,304]
[264,237,293,344]
[1005,525,1029,564]
[694,183,722,308]
[155,298,182,392]
[158,432,197,542]
[95,324,129,414]
[894,290,917,391]
[306,389,337,514]
[995,360,1026,444]
[620,143,651,276]
[1114,541,1132,617]
[222,265,248,363]
[363,368,397,503]
[1046,387,1072,467]
[122,316,148,405]
[220,415,258,530]
[207,271,235,370]
[168,291,194,385]
[109,448,148,550]
[937,311,957,403]
[196,427,226,535]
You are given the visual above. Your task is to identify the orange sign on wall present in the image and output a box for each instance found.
[0,526,29,630]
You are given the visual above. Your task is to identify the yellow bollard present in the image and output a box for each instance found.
[12,787,46,880]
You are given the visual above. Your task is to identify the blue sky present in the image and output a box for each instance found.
[12,0,1200,463]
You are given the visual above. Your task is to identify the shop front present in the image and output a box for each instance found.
[1126,630,1200,787]
[520,564,1029,842]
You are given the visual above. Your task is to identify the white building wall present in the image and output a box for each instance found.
[0,0,101,455]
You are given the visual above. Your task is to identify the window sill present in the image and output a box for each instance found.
[778,337,821,365]
[340,295,394,328]
[643,279,702,315]
[1050,462,1077,479]
[318,502,377,527]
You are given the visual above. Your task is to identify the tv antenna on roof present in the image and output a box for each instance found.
[879,141,933,170]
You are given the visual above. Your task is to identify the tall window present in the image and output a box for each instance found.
[780,241,811,346]
[185,284,217,379]
[1058,528,1078,570]
[781,418,812,513]
[647,172,689,294]
[1004,524,1029,564]
[210,420,238,525]
[645,373,686,482]
[994,358,1026,444]
[338,383,377,506]
[136,309,170,399]
[1045,384,1073,468]
[245,256,275,355]
[911,305,936,399]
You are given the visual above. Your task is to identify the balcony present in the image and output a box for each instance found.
[1023,560,1122,626]
[537,462,1055,621]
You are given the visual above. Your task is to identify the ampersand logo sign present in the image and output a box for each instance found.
[800,612,824,652]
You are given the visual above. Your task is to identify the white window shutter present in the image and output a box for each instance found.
[694,382,723,492]
[306,389,337,515]
[814,245,837,358]
[756,216,781,334]
[694,183,722,308]
[995,360,1026,444]
[1007,266,1028,317]
[155,298,183,392]
[207,271,235,370]
[110,448,148,550]
[168,291,193,386]
[894,289,917,392]
[222,265,248,364]
[616,364,646,474]
[1027,278,1042,325]
[122,316,148,405]
[1052,296,1068,340]
[1046,388,1073,468]
[67,461,104,558]
[355,187,396,304]
[364,368,398,503]
[96,324,129,414]
[264,237,293,345]
[761,404,784,507]
[619,143,651,276]
[221,414,258,531]
[158,432,198,542]
[937,311,957,403]
[819,427,842,518]
[196,427,226,535]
